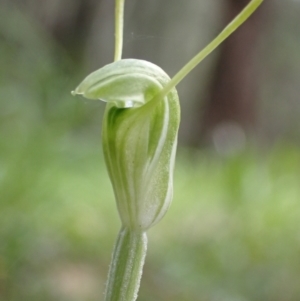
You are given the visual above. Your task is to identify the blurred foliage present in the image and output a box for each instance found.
[1,138,300,301]
[1,1,300,301]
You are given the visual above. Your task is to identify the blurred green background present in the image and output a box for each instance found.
[1,0,300,300]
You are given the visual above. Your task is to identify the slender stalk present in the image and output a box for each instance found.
[104,228,148,301]
[152,0,263,102]
[114,0,125,61]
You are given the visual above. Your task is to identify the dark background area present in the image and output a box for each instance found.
[1,0,300,300]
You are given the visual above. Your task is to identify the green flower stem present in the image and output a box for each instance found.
[114,0,125,61]
[104,228,148,301]
[152,0,263,102]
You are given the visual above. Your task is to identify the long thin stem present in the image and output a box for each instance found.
[152,0,263,102]
[104,228,147,301]
[114,0,125,61]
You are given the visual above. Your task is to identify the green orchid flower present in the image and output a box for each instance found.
[73,59,180,231]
